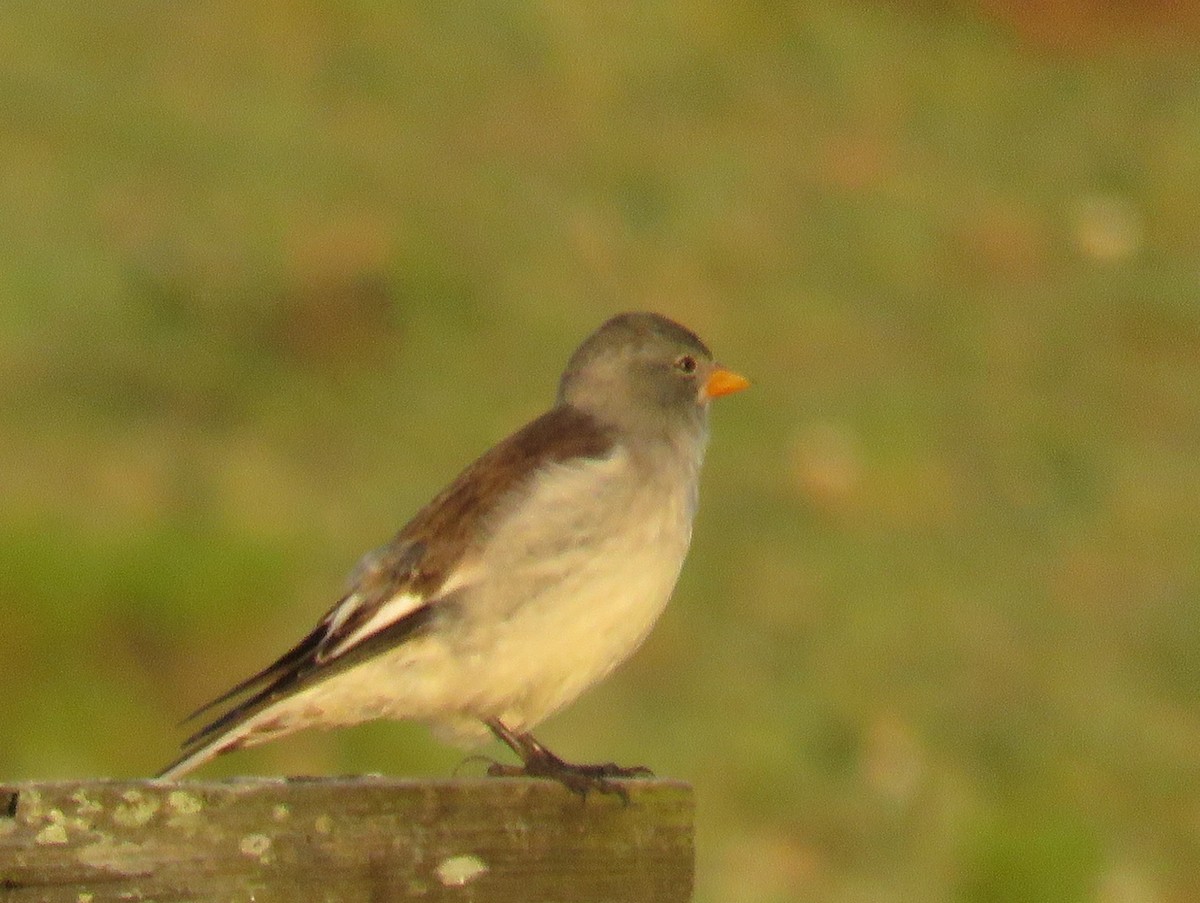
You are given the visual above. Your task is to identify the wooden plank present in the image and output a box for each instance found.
[0,777,693,902]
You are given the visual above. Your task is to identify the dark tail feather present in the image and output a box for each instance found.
[178,620,329,726]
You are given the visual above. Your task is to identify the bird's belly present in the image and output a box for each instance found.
[461,512,690,732]
[484,554,676,730]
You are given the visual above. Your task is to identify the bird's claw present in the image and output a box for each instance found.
[486,754,652,802]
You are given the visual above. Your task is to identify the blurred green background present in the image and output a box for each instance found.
[4,2,1200,901]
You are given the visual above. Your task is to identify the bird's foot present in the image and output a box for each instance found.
[483,719,653,801]
[486,750,653,801]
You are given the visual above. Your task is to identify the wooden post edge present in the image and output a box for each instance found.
[0,777,694,902]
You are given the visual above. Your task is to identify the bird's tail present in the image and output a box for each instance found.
[155,707,278,780]
[155,659,314,780]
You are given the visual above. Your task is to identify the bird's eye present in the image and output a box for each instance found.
[674,355,698,374]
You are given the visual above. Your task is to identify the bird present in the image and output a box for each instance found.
[157,311,748,795]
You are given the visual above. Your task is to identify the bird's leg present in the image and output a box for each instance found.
[484,718,653,800]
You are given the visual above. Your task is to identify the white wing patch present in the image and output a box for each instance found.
[324,590,427,659]
[323,566,477,661]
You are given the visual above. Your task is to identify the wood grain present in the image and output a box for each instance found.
[0,777,693,902]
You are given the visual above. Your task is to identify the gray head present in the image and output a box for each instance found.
[558,312,747,440]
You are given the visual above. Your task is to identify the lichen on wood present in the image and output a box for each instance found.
[0,777,694,902]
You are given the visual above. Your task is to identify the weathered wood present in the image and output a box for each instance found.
[0,777,693,902]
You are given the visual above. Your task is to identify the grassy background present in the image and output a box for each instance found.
[4,2,1200,900]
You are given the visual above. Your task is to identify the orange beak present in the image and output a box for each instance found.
[703,367,750,399]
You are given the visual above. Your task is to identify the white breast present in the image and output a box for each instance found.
[449,443,699,731]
